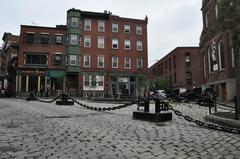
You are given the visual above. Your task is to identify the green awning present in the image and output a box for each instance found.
[48,70,65,78]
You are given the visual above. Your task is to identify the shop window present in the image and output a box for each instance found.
[25,53,47,65]
[24,32,35,43]
[40,33,49,44]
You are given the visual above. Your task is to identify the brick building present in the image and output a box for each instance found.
[199,0,236,101]
[1,33,19,96]
[16,9,148,98]
[149,47,202,90]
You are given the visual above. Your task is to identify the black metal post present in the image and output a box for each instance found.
[235,96,238,120]
[155,98,160,113]
[144,98,149,112]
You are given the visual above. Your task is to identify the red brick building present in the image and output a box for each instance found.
[16,9,148,98]
[1,33,19,96]
[149,47,202,90]
[200,0,236,101]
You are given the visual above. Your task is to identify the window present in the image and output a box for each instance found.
[98,37,104,48]
[136,40,143,51]
[124,58,131,69]
[218,42,225,70]
[112,38,118,49]
[208,42,218,73]
[84,55,91,68]
[98,55,104,68]
[186,72,192,85]
[96,75,104,86]
[25,53,47,65]
[84,75,90,86]
[112,23,118,32]
[84,36,91,48]
[185,53,191,67]
[98,20,105,32]
[40,33,49,44]
[205,11,209,27]
[70,34,78,45]
[55,34,63,44]
[124,25,130,34]
[136,26,142,35]
[112,57,118,68]
[53,53,63,65]
[137,58,143,69]
[69,55,77,65]
[84,19,91,31]
[124,39,131,50]
[24,32,34,43]
[71,17,79,27]
[173,56,176,69]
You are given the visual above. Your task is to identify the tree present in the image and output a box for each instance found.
[150,76,171,90]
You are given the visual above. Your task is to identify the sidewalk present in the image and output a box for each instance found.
[205,112,240,129]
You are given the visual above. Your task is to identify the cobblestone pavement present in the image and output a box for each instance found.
[0,98,240,159]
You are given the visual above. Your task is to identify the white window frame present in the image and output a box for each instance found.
[71,17,79,27]
[84,55,91,68]
[124,25,130,34]
[112,57,118,68]
[137,58,143,69]
[84,36,91,48]
[124,58,131,69]
[112,38,119,49]
[98,36,104,49]
[136,26,142,35]
[84,19,91,31]
[70,34,78,45]
[69,55,77,66]
[124,39,131,50]
[98,20,105,32]
[136,40,143,51]
[112,23,118,32]
[98,55,104,68]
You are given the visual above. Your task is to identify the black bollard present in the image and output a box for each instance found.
[144,98,149,112]
[155,98,160,113]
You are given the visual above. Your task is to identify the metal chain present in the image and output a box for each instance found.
[169,103,240,134]
[69,97,138,112]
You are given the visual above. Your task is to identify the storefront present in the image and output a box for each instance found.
[47,70,65,96]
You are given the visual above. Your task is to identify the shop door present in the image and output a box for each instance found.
[29,76,38,93]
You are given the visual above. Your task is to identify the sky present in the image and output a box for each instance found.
[0,0,203,67]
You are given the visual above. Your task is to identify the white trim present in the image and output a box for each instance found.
[40,32,49,35]
[55,33,63,36]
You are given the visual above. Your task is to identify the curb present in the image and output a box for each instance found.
[205,115,240,129]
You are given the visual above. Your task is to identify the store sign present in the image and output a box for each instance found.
[22,70,46,75]
[118,77,128,82]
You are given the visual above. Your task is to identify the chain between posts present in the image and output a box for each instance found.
[167,103,240,134]
[69,96,138,112]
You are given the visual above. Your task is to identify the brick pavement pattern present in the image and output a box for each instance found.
[0,98,240,159]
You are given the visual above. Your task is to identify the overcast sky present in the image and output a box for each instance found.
[0,0,203,67]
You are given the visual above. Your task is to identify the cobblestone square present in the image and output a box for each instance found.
[0,98,240,159]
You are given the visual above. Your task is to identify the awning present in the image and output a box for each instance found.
[47,70,65,78]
